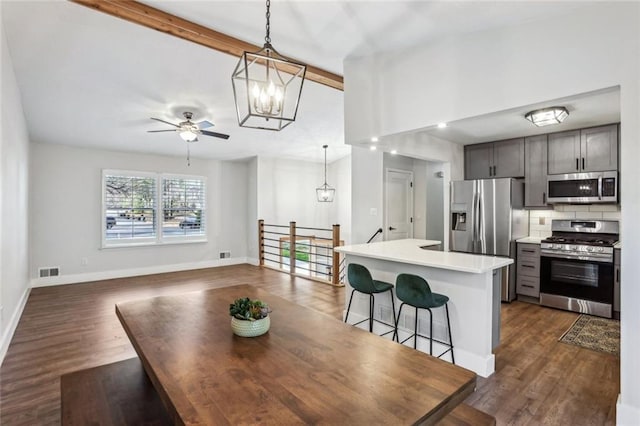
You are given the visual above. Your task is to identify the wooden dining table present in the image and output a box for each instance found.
[116,284,476,425]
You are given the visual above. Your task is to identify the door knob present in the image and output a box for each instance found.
[389,226,397,231]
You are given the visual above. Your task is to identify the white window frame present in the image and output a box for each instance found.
[102,169,207,248]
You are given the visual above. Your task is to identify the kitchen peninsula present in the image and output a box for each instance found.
[335,239,513,377]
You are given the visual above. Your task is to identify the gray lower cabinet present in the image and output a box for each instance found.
[547,124,618,174]
[524,135,549,207]
[516,243,540,298]
[614,248,621,319]
[465,138,524,180]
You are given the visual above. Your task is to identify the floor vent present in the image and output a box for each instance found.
[219,251,231,259]
[39,267,60,278]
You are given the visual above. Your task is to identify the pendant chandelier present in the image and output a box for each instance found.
[231,0,307,131]
[316,145,335,202]
[525,106,569,127]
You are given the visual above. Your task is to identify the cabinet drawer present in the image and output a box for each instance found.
[517,275,540,298]
[517,257,540,277]
[517,243,540,257]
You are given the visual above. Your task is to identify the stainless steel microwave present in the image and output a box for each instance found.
[547,171,618,204]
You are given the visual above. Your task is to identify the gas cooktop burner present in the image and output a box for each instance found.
[542,236,618,246]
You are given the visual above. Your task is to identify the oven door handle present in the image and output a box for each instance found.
[541,252,614,263]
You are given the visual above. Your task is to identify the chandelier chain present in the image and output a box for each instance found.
[265,0,271,45]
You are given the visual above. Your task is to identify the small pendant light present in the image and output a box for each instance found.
[316,145,335,202]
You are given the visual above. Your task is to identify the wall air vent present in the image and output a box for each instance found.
[39,267,60,278]
[219,251,231,259]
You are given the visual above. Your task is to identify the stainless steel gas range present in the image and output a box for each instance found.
[539,219,619,318]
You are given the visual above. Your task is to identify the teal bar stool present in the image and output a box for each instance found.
[344,263,397,337]
[394,273,455,364]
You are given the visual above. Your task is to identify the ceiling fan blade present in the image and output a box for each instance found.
[196,120,214,129]
[150,117,180,128]
[200,130,230,140]
[147,129,178,133]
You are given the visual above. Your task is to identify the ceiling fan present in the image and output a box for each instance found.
[148,111,230,142]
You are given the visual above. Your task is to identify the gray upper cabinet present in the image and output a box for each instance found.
[493,138,525,178]
[524,135,549,207]
[547,130,581,174]
[465,143,493,179]
[581,124,618,172]
[548,124,618,174]
[465,138,524,180]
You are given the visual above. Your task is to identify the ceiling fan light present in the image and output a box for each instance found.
[525,106,569,127]
[179,130,198,142]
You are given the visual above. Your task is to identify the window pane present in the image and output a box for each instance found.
[162,177,205,237]
[105,175,156,240]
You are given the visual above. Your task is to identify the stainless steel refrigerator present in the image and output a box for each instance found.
[450,178,529,301]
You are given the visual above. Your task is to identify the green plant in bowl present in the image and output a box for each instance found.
[229,297,271,321]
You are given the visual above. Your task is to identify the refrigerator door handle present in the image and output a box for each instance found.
[477,192,484,252]
[473,190,481,250]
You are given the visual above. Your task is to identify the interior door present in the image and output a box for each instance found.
[385,169,414,241]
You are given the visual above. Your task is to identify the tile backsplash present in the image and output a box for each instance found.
[528,204,621,237]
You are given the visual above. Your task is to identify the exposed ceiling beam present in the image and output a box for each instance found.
[69,0,344,91]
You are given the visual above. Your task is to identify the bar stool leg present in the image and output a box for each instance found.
[344,289,356,324]
[369,294,374,332]
[445,303,455,364]
[395,303,405,343]
[413,307,418,349]
[428,308,433,356]
[390,290,398,342]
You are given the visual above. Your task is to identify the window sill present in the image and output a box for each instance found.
[101,238,208,249]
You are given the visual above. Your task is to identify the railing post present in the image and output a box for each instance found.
[258,219,264,267]
[332,224,341,285]
[289,221,296,275]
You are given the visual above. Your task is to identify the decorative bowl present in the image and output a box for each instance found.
[231,316,270,337]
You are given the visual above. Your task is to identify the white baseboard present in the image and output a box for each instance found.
[616,394,640,425]
[30,257,250,288]
[0,286,30,366]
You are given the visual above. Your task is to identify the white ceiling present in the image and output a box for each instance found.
[2,1,597,163]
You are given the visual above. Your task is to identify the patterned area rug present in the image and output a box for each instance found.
[559,314,620,355]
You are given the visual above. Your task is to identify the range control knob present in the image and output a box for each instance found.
[571,245,578,250]
[586,246,594,252]
[597,247,605,253]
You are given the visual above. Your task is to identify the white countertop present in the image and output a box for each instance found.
[335,239,513,274]
[516,236,545,244]
[614,241,621,249]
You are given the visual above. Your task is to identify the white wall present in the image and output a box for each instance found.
[344,4,640,422]
[1,26,31,361]
[256,154,351,238]
[328,154,352,244]
[246,156,259,263]
[425,161,446,244]
[351,146,384,244]
[29,143,249,284]
[257,157,332,228]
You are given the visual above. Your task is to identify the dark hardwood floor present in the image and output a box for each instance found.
[0,264,619,425]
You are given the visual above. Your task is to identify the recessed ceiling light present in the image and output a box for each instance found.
[390,150,397,155]
[371,137,379,142]
[370,146,377,151]
[437,122,447,129]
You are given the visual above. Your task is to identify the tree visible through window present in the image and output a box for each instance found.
[162,177,205,237]
[103,170,206,246]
